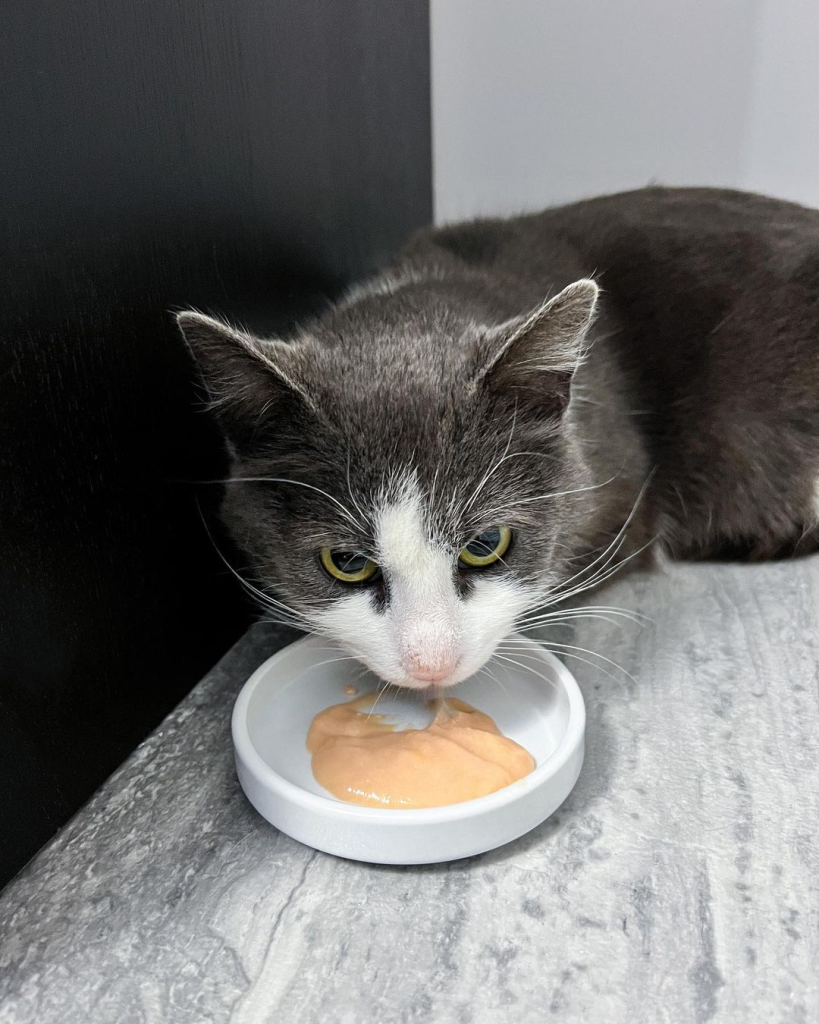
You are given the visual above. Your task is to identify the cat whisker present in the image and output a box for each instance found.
[305,654,368,672]
[515,470,657,609]
[473,469,624,525]
[514,517,630,596]
[519,604,650,628]
[366,681,391,719]
[428,464,441,518]
[253,585,313,623]
[461,403,519,517]
[520,476,656,613]
[513,540,629,614]
[519,610,636,630]
[195,501,313,629]
[543,532,658,610]
[258,615,310,631]
[495,646,624,688]
[225,475,367,533]
[549,531,629,593]
[346,450,372,529]
[478,662,512,702]
[251,584,312,623]
[501,633,638,686]
[492,653,559,693]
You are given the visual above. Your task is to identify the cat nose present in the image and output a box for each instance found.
[402,652,459,683]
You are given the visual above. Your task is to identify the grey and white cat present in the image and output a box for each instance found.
[178,187,819,689]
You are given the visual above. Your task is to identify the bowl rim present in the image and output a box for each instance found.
[232,634,586,826]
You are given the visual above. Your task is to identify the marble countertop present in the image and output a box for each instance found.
[1,558,818,1023]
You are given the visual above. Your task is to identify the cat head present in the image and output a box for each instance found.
[177,277,598,688]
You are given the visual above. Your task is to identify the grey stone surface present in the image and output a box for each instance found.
[1,559,818,1023]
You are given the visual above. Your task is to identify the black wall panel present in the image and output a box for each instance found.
[0,1,432,885]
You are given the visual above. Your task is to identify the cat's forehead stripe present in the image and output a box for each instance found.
[375,479,446,578]
[376,494,429,576]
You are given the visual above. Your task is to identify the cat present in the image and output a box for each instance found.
[177,187,819,689]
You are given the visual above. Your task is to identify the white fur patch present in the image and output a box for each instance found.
[314,590,408,683]
[313,473,535,689]
[376,490,436,579]
[376,483,461,683]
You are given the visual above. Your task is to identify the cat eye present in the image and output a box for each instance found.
[458,526,512,568]
[320,548,380,583]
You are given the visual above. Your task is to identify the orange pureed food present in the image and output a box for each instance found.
[307,692,535,809]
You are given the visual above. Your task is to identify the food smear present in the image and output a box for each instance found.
[307,692,535,809]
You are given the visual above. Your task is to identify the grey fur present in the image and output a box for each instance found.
[178,186,819,648]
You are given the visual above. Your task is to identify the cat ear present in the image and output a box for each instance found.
[176,311,309,449]
[478,279,599,418]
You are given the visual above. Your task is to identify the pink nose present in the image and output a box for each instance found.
[402,653,459,683]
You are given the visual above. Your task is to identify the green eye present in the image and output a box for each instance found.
[320,548,379,583]
[459,526,512,568]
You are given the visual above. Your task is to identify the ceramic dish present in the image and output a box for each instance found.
[232,634,585,865]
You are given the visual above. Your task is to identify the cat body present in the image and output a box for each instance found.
[179,188,819,688]
[399,187,819,561]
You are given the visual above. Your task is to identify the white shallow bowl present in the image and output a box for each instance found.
[232,635,585,865]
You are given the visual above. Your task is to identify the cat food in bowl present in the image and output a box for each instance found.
[232,634,585,865]
[306,691,536,808]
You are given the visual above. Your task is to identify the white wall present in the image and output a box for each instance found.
[741,0,819,208]
[431,0,819,223]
